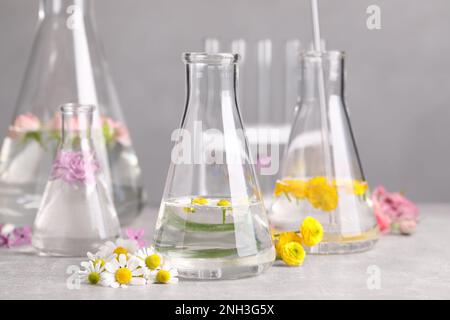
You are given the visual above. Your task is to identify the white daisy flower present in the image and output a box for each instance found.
[97,238,139,261]
[102,254,146,288]
[135,247,163,272]
[86,251,108,266]
[79,260,104,285]
[150,263,179,284]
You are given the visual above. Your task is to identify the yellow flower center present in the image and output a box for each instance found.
[115,267,132,285]
[113,246,128,256]
[217,199,231,207]
[156,270,171,283]
[88,272,101,284]
[94,258,105,267]
[145,254,161,270]
[192,197,208,205]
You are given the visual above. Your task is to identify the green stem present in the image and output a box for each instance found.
[166,208,234,232]
[222,208,226,224]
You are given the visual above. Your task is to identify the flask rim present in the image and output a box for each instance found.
[60,103,95,114]
[183,52,240,65]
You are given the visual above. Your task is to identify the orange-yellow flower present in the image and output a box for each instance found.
[279,242,306,266]
[300,216,324,247]
[306,176,338,212]
[275,232,303,258]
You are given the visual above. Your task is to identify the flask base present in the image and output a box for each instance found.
[306,229,379,254]
[160,247,275,280]
[32,234,119,257]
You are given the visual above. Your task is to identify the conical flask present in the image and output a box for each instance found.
[32,104,120,256]
[153,53,275,280]
[0,0,145,226]
[270,51,379,254]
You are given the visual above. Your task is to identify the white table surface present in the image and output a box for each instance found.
[0,204,449,300]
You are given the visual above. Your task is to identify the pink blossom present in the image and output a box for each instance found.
[102,116,131,147]
[372,186,419,235]
[9,226,32,247]
[125,228,145,248]
[13,113,40,131]
[257,155,272,169]
[0,234,9,248]
[51,150,100,185]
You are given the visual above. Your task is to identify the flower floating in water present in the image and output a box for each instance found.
[50,150,100,185]
[192,197,208,205]
[150,263,179,284]
[274,177,368,212]
[306,177,338,212]
[102,254,146,288]
[217,199,232,224]
[80,260,105,285]
[273,216,323,267]
[126,228,146,248]
[300,216,324,247]
[372,186,419,235]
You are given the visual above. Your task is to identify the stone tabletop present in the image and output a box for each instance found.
[0,204,449,300]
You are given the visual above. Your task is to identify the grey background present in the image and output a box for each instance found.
[0,0,449,204]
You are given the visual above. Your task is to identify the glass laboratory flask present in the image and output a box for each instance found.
[0,0,146,226]
[32,104,120,256]
[270,51,378,254]
[153,53,275,280]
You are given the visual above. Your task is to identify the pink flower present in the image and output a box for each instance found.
[257,155,272,169]
[372,186,419,235]
[8,113,41,138]
[51,150,100,185]
[9,226,32,247]
[13,113,40,131]
[0,234,9,248]
[102,116,131,147]
[399,219,417,235]
[125,228,145,248]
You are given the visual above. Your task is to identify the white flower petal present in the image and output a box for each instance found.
[110,282,120,289]
[169,278,179,284]
[130,277,146,286]
[127,258,140,271]
[105,262,117,273]
[118,254,127,267]
[132,268,145,276]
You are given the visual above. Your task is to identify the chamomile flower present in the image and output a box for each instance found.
[102,254,146,288]
[150,263,179,284]
[86,251,107,267]
[97,238,139,261]
[135,247,163,271]
[79,260,105,285]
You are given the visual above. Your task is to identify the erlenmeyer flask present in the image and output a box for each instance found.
[270,51,379,254]
[32,104,120,256]
[153,53,275,280]
[0,0,145,226]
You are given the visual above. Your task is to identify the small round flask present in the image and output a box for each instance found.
[32,103,120,256]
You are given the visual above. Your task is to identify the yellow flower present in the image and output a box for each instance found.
[192,197,208,205]
[300,216,324,247]
[217,199,231,207]
[275,232,303,258]
[285,179,307,199]
[279,242,306,266]
[274,180,290,197]
[183,206,195,213]
[352,180,368,196]
[306,176,338,212]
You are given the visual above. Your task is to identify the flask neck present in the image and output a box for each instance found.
[60,104,94,148]
[186,62,238,110]
[39,0,92,19]
[301,51,345,101]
